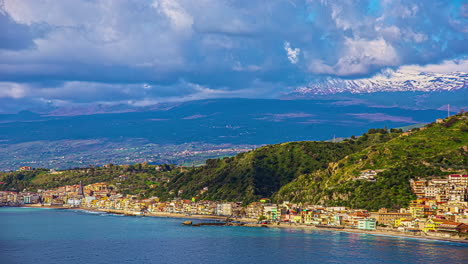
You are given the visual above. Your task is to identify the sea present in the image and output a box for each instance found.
[1,207,467,264]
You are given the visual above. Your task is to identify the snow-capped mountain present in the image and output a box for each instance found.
[288,70,467,96]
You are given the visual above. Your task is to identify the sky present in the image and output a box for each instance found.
[0,0,467,112]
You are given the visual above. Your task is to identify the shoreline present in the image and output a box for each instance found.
[18,204,468,244]
[262,223,468,244]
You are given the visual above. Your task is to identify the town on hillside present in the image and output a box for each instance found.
[1,174,468,239]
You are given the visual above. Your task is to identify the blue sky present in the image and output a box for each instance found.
[0,0,467,112]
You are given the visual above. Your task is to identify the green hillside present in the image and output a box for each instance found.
[276,112,468,210]
[152,134,399,202]
[0,163,181,196]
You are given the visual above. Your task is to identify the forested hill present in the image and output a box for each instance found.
[277,112,468,210]
[160,135,395,202]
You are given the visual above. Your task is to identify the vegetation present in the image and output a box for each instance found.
[160,141,370,202]
[1,112,466,211]
[276,112,468,209]
[0,163,182,198]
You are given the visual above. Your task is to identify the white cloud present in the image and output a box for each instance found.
[153,0,193,32]
[284,41,300,64]
[309,37,399,76]
[402,58,468,73]
[0,82,28,98]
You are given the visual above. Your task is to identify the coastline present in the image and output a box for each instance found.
[19,204,468,244]
[262,223,468,244]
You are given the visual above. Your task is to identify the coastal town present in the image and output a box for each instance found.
[2,171,468,241]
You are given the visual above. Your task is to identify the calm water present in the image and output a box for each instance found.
[1,208,467,264]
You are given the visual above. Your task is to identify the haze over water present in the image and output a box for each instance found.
[1,208,467,264]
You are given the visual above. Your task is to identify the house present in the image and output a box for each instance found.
[395,218,418,229]
[421,218,458,232]
[448,174,468,185]
[67,198,82,207]
[23,193,40,204]
[216,203,233,216]
[409,179,427,197]
[376,208,412,226]
[457,224,468,233]
[280,209,296,222]
[246,202,264,220]
[19,166,32,171]
[358,218,376,230]
[436,220,463,233]
[358,169,378,181]
[263,205,279,221]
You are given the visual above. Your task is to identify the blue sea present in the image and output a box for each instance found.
[1,207,467,264]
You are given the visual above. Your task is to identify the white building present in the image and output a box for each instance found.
[216,203,233,216]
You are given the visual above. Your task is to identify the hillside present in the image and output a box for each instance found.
[0,164,182,197]
[135,133,402,202]
[1,113,466,210]
[276,112,468,210]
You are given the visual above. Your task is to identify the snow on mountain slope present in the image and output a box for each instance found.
[289,70,467,96]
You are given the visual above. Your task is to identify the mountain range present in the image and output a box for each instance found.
[287,70,467,96]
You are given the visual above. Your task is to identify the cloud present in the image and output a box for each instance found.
[402,58,468,73]
[0,78,283,112]
[309,37,399,76]
[0,82,27,98]
[153,0,193,32]
[0,0,467,112]
[0,9,38,50]
[284,41,300,64]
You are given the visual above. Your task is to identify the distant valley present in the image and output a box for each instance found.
[0,94,465,171]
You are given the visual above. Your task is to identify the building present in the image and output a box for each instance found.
[409,179,426,197]
[423,186,440,198]
[216,203,233,216]
[357,170,378,181]
[246,202,264,220]
[448,175,468,185]
[263,205,279,221]
[67,198,82,207]
[19,166,32,171]
[376,208,412,226]
[436,221,463,233]
[358,218,376,230]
